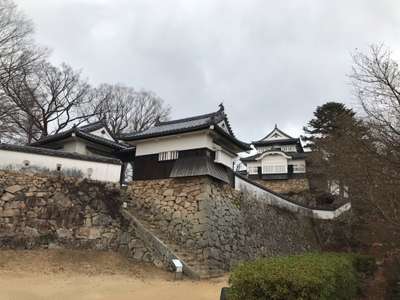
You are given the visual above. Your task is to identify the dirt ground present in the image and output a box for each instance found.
[0,250,228,300]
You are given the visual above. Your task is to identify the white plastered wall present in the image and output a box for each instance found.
[134,132,215,156]
[0,149,121,182]
[245,161,260,174]
[133,131,239,169]
[261,154,288,173]
[214,149,236,168]
[90,127,114,141]
[63,139,88,155]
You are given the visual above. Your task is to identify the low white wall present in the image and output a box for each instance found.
[0,149,121,182]
[234,175,351,220]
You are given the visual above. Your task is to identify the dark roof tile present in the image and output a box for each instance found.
[30,121,132,151]
[120,105,250,151]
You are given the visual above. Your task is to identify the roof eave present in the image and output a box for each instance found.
[119,124,211,142]
[75,131,126,150]
[252,138,300,146]
[30,130,75,146]
[212,126,251,152]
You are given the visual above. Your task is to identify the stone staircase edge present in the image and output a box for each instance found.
[120,209,202,279]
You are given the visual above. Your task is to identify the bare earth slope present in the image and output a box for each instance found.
[0,250,227,300]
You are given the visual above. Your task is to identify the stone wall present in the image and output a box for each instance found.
[254,178,310,194]
[126,176,319,271]
[125,178,209,255]
[0,170,157,265]
[0,170,322,276]
[206,180,318,269]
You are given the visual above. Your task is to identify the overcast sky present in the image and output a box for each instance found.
[15,0,400,142]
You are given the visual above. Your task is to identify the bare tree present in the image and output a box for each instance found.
[0,0,44,80]
[351,44,400,144]
[0,0,47,142]
[93,83,170,137]
[0,61,95,143]
[346,44,400,237]
[93,84,136,137]
[129,89,171,133]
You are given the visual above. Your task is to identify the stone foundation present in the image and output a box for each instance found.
[0,170,156,264]
[0,170,322,275]
[254,178,310,194]
[206,180,318,269]
[126,178,210,253]
[126,176,319,271]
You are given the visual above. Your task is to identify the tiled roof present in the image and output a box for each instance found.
[0,143,122,165]
[121,107,225,140]
[253,125,293,143]
[30,121,133,151]
[78,120,107,133]
[120,104,251,151]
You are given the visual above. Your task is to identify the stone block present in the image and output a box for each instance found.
[48,243,62,249]
[23,227,39,238]
[142,252,153,262]
[92,214,112,226]
[163,189,174,196]
[5,201,25,210]
[186,239,195,248]
[192,224,205,233]
[1,193,15,202]
[196,192,210,202]
[5,185,24,194]
[56,228,72,239]
[119,232,130,245]
[0,209,20,217]
[133,247,145,260]
[88,228,102,240]
[200,237,210,247]
[76,227,90,238]
[198,200,209,211]
[51,192,73,209]
[209,247,220,259]
[172,211,181,219]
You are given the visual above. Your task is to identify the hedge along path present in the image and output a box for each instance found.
[228,253,376,300]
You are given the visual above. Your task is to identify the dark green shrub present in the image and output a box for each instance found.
[229,253,374,300]
[350,253,377,276]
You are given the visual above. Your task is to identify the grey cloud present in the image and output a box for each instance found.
[15,0,400,141]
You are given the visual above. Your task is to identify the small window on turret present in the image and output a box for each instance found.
[158,151,179,161]
[56,164,62,171]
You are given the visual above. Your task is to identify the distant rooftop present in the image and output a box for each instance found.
[253,124,300,146]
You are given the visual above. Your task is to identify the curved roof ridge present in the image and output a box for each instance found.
[156,111,219,126]
[254,125,294,143]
